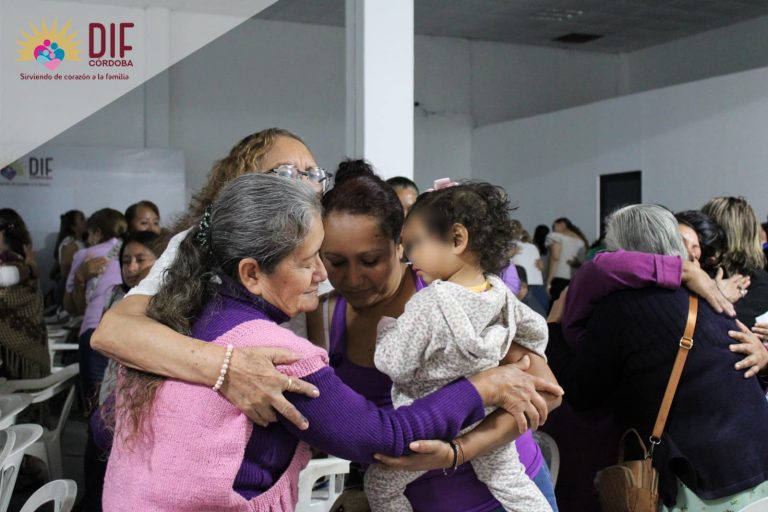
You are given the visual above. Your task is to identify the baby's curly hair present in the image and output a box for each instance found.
[407,181,519,275]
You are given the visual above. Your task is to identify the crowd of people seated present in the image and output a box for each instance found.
[1,126,767,512]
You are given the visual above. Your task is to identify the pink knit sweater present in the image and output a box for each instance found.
[102,319,329,511]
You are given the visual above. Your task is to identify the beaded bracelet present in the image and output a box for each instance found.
[443,440,459,476]
[212,344,234,392]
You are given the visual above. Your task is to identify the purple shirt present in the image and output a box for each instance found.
[330,268,542,512]
[190,280,486,501]
[500,263,521,295]
[66,238,123,335]
[562,249,683,349]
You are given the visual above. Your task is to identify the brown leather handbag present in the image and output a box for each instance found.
[594,295,698,512]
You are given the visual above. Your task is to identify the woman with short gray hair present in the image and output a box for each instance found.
[548,203,768,511]
[604,204,687,258]
[102,173,563,511]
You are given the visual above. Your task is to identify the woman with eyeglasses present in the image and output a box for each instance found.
[92,128,332,431]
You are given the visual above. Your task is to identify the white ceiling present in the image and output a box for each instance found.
[256,0,768,53]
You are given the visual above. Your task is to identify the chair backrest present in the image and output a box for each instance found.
[0,425,44,512]
[296,457,351,512]
[50,385,77,440]
[533,431,560,485]
[0,394,33,431]
[0,430,16,474]
[0,364,79,404]
[0,430,17,512]
[19,479,77,512]
[739,497,768,512]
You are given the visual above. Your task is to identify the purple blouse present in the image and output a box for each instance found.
[561,250,683,349]
[330,267,542,512]
[66,238,123,335]
[189,280,486,501]
[500,263,522,295]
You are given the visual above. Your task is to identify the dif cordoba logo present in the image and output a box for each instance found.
[0,160,24,182]
[16,19,81,71]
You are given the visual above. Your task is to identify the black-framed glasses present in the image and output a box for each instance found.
[267,164,333,192]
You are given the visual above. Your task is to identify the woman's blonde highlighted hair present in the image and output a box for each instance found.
[175,128,305,231]
[702,196,766,275]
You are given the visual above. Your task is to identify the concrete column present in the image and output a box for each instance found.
[346,0,414,180]
[144,6,170,148]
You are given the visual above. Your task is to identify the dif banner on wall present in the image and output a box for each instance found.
[0,0,277,165]
[0,145,185,291]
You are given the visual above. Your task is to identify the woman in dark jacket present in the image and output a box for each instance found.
[548,204,768,511]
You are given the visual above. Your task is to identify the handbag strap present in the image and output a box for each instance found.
[649,295,698,455]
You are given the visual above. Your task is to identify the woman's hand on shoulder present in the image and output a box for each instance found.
[681,262,736,317]
[730,320,768,378]
[221,347,320,429]
[715,268,750,304]
[78,256,109,281]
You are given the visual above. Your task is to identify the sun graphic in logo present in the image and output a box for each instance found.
[16,19,81,71]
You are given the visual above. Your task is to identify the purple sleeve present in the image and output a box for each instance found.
[280,367,485,463]
[561,250,682,349]
[500,263,521,295]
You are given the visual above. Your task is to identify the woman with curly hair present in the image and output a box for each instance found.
[92,128,333,431]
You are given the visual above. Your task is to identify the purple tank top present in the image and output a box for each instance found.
[328,268,543,512]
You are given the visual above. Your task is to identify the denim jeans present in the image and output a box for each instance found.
[532,463,559,512]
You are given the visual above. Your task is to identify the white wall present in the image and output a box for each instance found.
[470,41,624,127]
[414,35,473,189]
[471,66,768,242]
[626,15,768,95]
[169,19,347,194]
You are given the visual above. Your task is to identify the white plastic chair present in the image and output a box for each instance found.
[19,479,77,512]
[533,431,560,485]
[48,336,80,373]
[0,424,44,512]
[0,365,79,481]
[0,394,33,430]
[296,457,351,512]
[739,497,768,512]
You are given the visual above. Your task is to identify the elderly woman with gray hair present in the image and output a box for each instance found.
[102,174,563,511]
[547,204,768,512]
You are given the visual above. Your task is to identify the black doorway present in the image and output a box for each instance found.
[599,171,642,235]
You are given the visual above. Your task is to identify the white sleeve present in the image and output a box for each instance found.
[545,232,562,247]
[0,266,21,287]
[126,229,188,297]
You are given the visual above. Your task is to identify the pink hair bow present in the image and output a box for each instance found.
[425,177,459,192]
